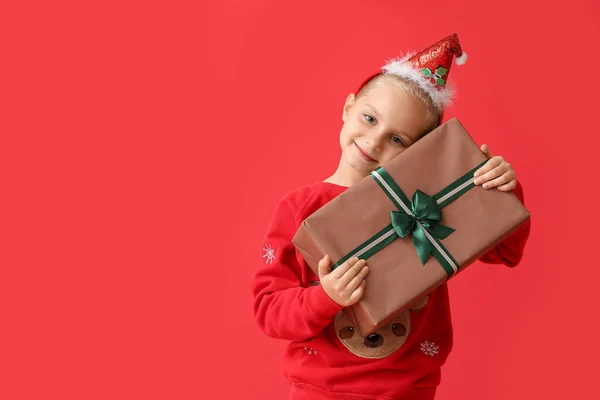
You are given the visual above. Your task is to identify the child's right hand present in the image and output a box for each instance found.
[318,255,369,307]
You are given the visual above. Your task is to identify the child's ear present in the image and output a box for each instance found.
[342,93,356,122]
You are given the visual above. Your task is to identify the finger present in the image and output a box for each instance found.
[338,259,367,286]
[349,280,367,304]
[317,255,331,278]
[345,264,369,292]
[475,163,505,186]
[329,256,359,279]
[474,157,503,181]
[496,180,517,192]
[480,144,493,159]
[481,172,514,189]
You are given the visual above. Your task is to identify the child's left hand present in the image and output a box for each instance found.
[473,144,517,192]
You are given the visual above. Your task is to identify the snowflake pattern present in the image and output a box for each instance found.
[303,347,318,355]
[262,244,275,264]
[420,341,439,357]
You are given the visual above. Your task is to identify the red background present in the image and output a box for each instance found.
[1,1,599,399]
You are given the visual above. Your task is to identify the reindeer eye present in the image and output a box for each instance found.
[339,326,355,339]
[392,323,406,337]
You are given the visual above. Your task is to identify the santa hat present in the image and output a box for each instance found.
[357,33,467,111]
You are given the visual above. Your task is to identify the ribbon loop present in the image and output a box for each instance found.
[412,190,442,224]
[390,211,414,238]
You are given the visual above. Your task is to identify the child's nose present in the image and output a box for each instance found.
[365,135,384,152]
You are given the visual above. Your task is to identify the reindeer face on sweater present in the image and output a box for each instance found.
[334,295,429,359]
[334,310,410,359]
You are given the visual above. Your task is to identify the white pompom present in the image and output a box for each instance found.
[455,52,468,65]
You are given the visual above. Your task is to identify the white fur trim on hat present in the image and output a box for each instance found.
[381,53,455,111]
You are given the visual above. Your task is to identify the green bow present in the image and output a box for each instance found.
[390,190,455,265]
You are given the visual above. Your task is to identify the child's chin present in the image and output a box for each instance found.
[343,150,375,171]
[351,160,377,173]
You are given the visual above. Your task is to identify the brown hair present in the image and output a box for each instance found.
[356,74,441,137]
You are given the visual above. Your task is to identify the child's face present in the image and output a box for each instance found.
[339,82,430,174]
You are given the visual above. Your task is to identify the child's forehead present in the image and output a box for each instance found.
[355,83,431,130]
[358,83,412,106]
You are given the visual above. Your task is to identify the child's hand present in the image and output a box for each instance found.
[318,255,369,307]
[473,144,517,192]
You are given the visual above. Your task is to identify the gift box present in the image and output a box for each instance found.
[292,118,530,337]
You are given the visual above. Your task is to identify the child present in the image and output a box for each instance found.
[252,34,531,400]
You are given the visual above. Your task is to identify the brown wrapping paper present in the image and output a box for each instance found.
[292,118,530,337]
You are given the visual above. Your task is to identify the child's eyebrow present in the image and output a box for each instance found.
[365,104,381,118]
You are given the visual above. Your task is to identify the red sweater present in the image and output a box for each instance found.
[252,181,530,400]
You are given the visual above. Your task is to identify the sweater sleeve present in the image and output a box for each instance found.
[478,180,531,267]
[252,196,344,341]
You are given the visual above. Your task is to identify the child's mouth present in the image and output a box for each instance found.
[354,142,377,162]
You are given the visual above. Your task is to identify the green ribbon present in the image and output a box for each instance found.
[332,159,487,277]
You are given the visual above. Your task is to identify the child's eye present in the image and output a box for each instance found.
[363,114,376,124]
[391,136,405,146]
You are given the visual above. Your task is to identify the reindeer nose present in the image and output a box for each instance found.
[364,333,384,348]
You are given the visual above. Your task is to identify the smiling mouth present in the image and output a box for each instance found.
[354,142,377,162]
